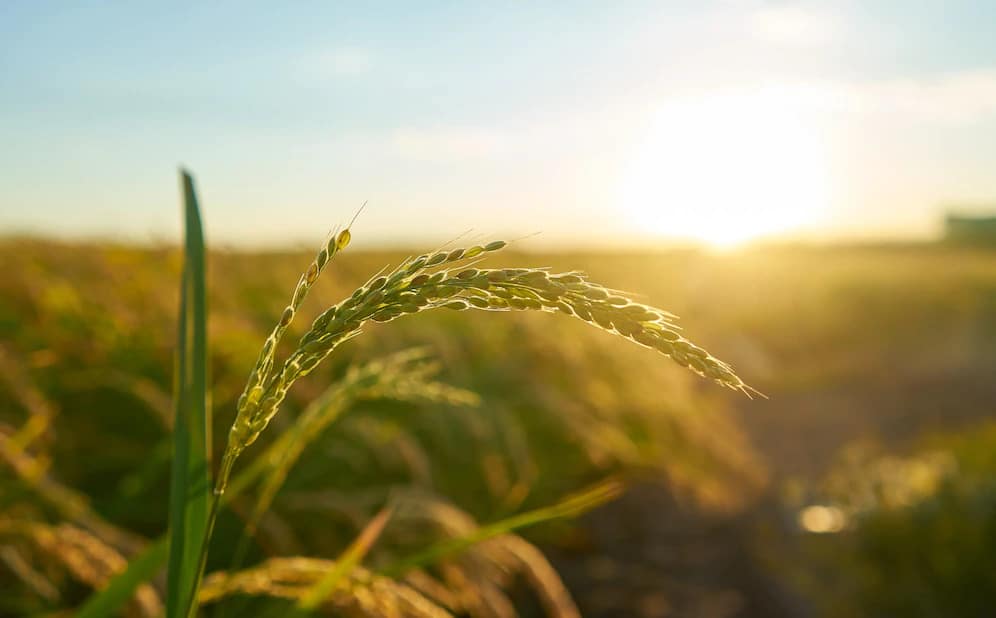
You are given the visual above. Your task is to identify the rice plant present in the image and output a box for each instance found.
[139,170,753,617]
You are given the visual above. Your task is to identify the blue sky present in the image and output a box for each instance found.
[2,1,996,247]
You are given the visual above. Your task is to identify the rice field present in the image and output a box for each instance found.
[2,227,996,616]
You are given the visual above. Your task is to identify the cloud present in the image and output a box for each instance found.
[750,4,842,47]
[665,69,996,127]
[840,69,996,125]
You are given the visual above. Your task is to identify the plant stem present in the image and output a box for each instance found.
[182,490,222,618]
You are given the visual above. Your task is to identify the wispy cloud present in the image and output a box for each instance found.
[664,69,996,127]
[750,4,843,47]
[840,69,996,125]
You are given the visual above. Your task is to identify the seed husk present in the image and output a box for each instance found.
[335,228,351,250]
[369,276,387,291]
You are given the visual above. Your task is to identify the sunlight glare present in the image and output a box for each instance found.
[619,89,831,248]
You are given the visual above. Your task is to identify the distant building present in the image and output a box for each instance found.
[945,213,996,245]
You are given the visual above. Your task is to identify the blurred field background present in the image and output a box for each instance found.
[3,237,995,617]
[5,2,996,616]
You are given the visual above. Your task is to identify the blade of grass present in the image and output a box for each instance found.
[76,538,169,618]
[75,419,302,616]
[295,505,394,613]
[166,170,212,618]
[380,479,623,578]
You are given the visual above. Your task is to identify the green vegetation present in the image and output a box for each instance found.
[783,424,996,617]
[0,174,755,616]
[2,176,996,615]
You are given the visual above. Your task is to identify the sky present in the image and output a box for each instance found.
[2,1,996,248]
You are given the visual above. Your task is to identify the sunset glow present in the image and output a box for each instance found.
[619,90,832,248]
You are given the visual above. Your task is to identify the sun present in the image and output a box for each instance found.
[618,89,831,249]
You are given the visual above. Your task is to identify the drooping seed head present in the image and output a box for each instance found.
[221,236,755,501]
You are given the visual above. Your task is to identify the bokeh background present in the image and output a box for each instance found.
[3,2,996,617]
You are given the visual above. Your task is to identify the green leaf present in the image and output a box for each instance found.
[76,538,169,618]
[380,479,623,578]
[166,170,212,618]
